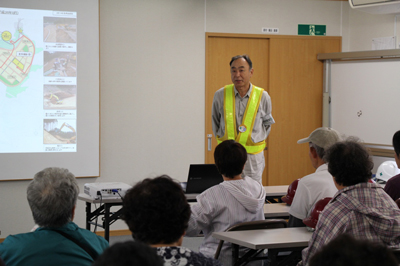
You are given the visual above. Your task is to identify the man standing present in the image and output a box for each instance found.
[212,55,274,183]
[288,127,340,227]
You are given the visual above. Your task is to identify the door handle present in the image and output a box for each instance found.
[207,134,213,151]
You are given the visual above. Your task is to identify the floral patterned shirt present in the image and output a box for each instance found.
[156,246,222,266]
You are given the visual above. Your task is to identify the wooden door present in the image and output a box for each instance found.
[205,33,341,186]
[205,34,270,183]
[267,37,341,185]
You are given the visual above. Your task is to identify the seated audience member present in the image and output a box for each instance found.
[289,127,340,227]
[0,167,108,266]
[309,234,398,266]
[185,140,266,265]
[384,130,400,201]
[299,139,400,266]
[122,175,221,266]
[92,241,163,266]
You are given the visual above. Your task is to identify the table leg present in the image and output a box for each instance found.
[269,250,278,265]
[232,243,239,265]
[85,202,91,231]
[104,203,110,242]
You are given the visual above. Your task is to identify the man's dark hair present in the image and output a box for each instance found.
[325,139,373,186]
[122,175,191,245]
[309,234,398,266]
[214,140,247,178]
[229,54,253,70]
[92,241,163,266]
[393,130,400,157]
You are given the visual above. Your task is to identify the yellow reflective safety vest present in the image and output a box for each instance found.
[217,84,266,154]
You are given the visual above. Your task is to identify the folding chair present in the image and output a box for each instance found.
[390,248,400,263]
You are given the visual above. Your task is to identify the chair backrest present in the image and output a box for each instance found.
[395,198,400,209]
[281,179,300,205]
[302,197,332,229]
[390,248,400,263]
[214,219,288,259]
[226,219,288,232]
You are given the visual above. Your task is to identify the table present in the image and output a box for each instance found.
[264,185,288,203]
[264,185,289,196]
[263,203,290,219]
[190,202,289,219]
[187,185,289,203]
[187,186,289,203]
[79,191,290,242]
[212,227,312,266]
[79,192,201,241]
[185,193,199,202]
[78,193,124,242]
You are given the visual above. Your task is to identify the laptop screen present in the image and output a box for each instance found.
[185,164,223,194]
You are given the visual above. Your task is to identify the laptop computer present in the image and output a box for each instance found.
[185,164,223,194]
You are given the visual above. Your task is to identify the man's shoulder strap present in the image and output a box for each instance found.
[52,229,98,260]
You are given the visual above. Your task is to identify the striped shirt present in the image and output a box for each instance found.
[299,182,400,266]
[185,177,266,266]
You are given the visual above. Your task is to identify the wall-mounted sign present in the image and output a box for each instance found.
[298,24,326,36]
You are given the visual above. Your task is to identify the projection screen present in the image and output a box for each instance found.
[0,0,99,180]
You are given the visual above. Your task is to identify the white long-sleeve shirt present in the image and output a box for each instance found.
[185,177,266,265]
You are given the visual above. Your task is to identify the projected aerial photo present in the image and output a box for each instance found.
[43,17,77,43]
[43,85,76,109]
[43,51,77,77]
[43,119,77,144]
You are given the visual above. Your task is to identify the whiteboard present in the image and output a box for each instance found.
[330,59,400,146]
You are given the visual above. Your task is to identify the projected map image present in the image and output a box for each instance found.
[0,29,35,87]
[43,17,77,43]
[43,51,77,77]
[44,85,76,109]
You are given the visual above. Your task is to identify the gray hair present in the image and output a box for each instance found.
[310,142,326,160]
[27,167,79,227]
[230,54,253,70]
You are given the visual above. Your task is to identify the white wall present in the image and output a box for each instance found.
[1,0,398,239]
[347,8,400,51]
[205,0,342,35]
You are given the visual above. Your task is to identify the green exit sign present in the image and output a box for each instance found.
[298,24,326,36]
